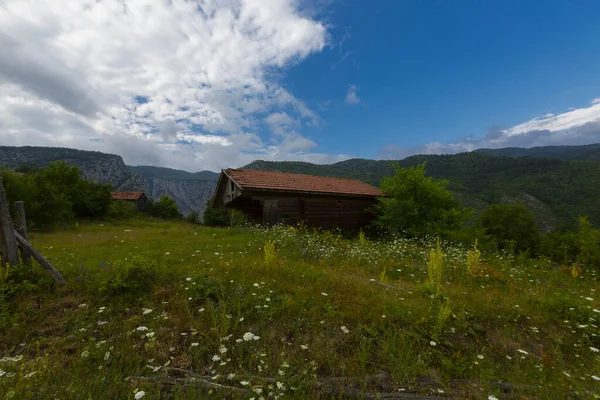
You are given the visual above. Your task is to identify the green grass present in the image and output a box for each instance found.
[0,220,599,399]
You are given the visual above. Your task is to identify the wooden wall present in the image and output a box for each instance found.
[227,191,378,231]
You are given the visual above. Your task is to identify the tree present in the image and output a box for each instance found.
[148,196,181,219]
[374,162,472,237]
[478,204,540,254]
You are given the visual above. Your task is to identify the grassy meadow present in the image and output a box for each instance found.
[0,220,599,399]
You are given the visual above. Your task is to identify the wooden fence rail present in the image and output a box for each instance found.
[0,177,65,284]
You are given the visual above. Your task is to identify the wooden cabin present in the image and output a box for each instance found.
[110,191,151,211]
[211,169,384,231]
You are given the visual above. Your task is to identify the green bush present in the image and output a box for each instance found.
[2,161,112,228]
[374,162,473,238]
[203,203,247,227]
[98,256,158,294]
[540,228,579,265]
[577,216,600,269]
[185,210,201,224]
[108,200,138,219]
[478,203,540,254]
[147,196,182,219]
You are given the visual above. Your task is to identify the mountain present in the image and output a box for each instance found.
[244,150,600,231]
[0,146,216,217]
[128,165,218,181]
[0,146,148,190]
[127,165,217,216]
[474,143,600,161]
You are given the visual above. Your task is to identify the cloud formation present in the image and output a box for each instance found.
[0,0,344,171]
[345,84,360,104]
[379,98,600,160]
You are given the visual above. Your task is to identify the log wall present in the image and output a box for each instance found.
[228,191,378,231]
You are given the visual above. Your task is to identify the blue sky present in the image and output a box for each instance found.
[288,0,600,158]
[1,0,600,171]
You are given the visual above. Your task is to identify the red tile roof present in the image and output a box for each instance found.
[111,191,145,200]
[224,169,383,197]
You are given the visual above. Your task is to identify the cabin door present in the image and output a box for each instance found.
[262,200,279,226]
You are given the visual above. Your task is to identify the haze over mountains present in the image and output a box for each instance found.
[1,144,600,229]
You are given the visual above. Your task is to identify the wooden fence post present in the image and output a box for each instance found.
[0,178,19,266]
[14,201,32,267]
[14,231,66,285]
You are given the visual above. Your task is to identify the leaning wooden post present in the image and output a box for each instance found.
[14,201,32,267]
[14,231,65,285]
[0,178,19,266]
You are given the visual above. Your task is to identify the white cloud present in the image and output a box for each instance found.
[0,0,342,171]
[345,84,360,104]
[379,98,600,159]
[592,98,600,105]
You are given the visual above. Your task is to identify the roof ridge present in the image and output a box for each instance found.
[226,168,372,184]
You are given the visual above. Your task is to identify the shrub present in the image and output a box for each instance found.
[203,203,247,227]
[98,256,158,294]
[478,203,540,254]
[540,228,579,265]
[375,162,473,238]
[147,196,182,219]
[577,216,600,269]
[185,210,201,224]
[108,200,138,219]
[2,161,112,228]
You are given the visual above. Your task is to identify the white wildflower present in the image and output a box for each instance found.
[186,277,192,281]
[517,349,528,355]
[165,252,170,256]
[243,332,260,341]
[592,375,600,381]
[341,326,350,334]
[590,347,599,352]
[240,380,250,386]
[301,344,308,350]
[321,292,328,296]
[212,354,221,362]
[488,396,498,400]
[191,343,199,347]
[134,390,146,399]
[430,341,437,347]
[142,308,153,315]
[104,351,110,361]
[81,350,90,358]
[136,326,149,331]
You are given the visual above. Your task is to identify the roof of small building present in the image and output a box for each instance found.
[224,168,384,197]
[111,191,145,200]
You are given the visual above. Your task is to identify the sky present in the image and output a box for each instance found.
[1,0,600,172]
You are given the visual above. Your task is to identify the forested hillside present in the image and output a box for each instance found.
[245,152,600,229]
[474,143,600,161]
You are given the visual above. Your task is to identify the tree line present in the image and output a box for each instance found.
[1,162,182,229]
[374,162,600,270]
